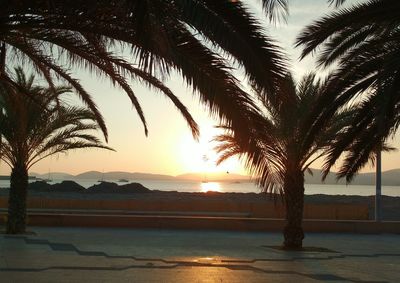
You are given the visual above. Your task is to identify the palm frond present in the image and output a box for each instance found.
[297,0,400,180]
[327,0,348,7]
[214,72,353,193]
[0,69,113,170]
[1,0,288,142]
[296,0,398,60]
[260,0,289,23]
[178,0,287,98]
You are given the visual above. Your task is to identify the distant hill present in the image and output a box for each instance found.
[30,170,249,182]
[74,171,102,179]
[75,171,176,180]
[29,169,400,186]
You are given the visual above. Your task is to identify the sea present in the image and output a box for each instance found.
[0,178,399,196]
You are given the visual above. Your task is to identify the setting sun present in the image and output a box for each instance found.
[200,182,222,193]
[176,124,244,175]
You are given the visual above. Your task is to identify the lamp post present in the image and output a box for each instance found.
[375,70,383,222]
[375,150,382,222]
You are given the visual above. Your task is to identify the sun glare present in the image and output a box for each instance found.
[176,124,244,175]
[200,182,221,193]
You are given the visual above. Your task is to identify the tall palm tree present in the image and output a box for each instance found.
[214,74,352,249]
[0,68,113,234]
[295,0,400,180]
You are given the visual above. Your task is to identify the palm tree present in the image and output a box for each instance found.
[295,0,400,180]
[0,0,295,144]
[0,68,113,234]
[214,74,352,249]
[1,0,351,143]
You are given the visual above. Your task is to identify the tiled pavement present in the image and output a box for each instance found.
[0,227,399,282]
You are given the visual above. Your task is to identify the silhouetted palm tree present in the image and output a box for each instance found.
[1,0,297,143]
[296,0,399,180]
[215,74,352,249]
[0,68,113,234]
[1,1,351,142]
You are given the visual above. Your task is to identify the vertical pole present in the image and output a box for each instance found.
[375,150,382,221]
[375,69,383,222]
[0,41,5,149]
[0,41,5,73]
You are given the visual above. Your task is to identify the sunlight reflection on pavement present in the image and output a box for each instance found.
[0,227,398,282]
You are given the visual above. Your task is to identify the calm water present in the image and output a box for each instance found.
[0,179,399,196]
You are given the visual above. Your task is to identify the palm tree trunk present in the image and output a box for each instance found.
[283,169,305,249]
[7,162,28,234]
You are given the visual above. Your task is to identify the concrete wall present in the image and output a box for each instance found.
[0,196,369,220]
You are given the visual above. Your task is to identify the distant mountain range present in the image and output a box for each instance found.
[31,171,175,181]
[77,171,177,180]
[29,168,400,186]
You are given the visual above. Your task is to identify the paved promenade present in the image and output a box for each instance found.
[1,227,399,282]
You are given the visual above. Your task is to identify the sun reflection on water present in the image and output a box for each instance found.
[200,182,221,193]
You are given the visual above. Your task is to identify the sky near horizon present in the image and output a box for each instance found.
[1,0,399,176]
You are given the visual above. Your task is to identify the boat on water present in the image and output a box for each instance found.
[118,179,129,183]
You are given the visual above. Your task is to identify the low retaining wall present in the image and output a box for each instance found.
[0,197,369,220]
[0,213,398,233]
